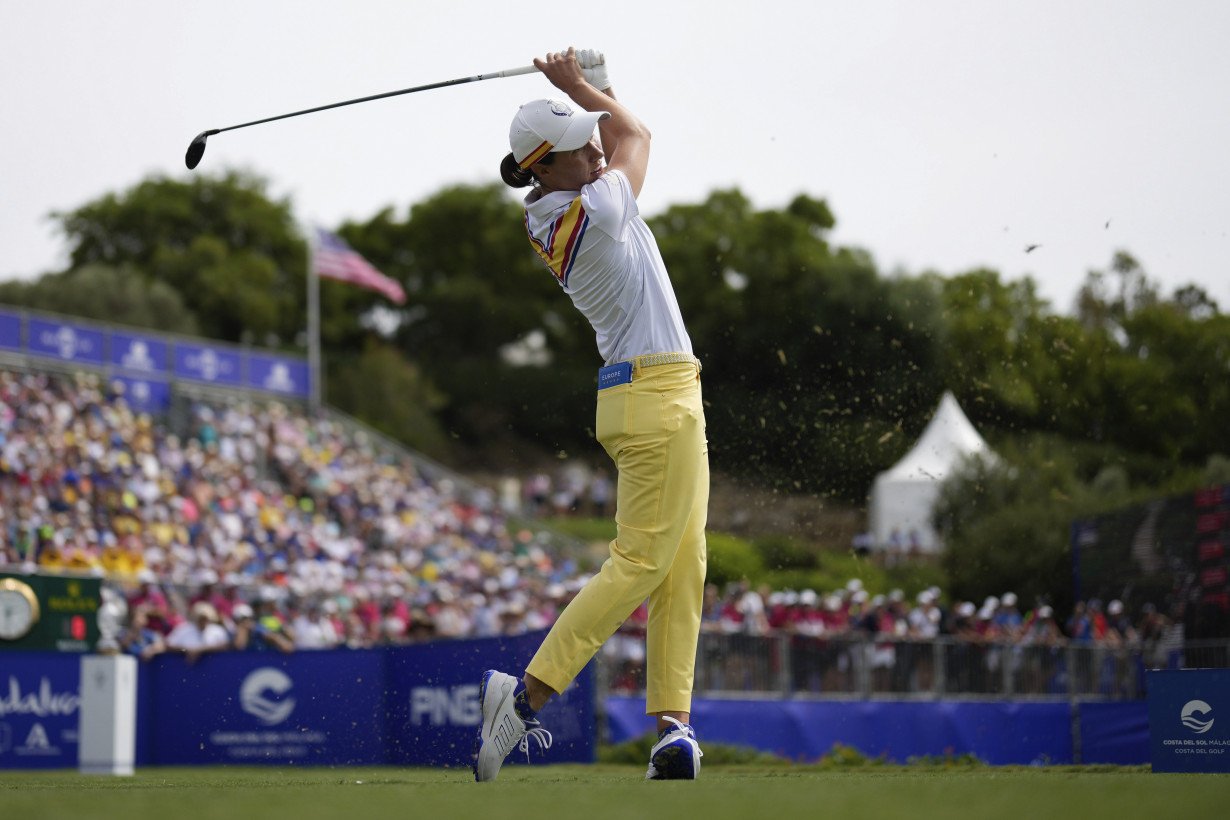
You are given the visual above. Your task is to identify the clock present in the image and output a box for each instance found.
[0,578,40,641]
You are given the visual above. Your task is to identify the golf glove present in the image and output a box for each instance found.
[576,48,611,91]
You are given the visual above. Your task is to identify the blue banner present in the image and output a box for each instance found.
[607,697,1075,765]
[383,631,596,768]
[1080,701,1149,764]
[246,354,310,399]
[110,332,168,375]
[173,343,243,387]
[1148,668,1230,772]
[0,653,82,770]
[109,375,172,414]
[149,649,387,766]
[0,310,20,351]
[27,319,104,366]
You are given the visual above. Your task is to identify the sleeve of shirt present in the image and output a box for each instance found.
[580,169,640,241]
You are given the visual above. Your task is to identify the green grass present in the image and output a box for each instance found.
[2,765,1227,820]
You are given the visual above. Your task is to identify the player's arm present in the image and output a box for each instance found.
[535,48,651,198]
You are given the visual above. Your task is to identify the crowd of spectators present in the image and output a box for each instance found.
[0,368,585,659]
[0,367,1190,696]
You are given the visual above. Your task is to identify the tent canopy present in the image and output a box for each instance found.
[868,391,995,553]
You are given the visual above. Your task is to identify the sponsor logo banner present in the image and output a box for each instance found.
[384,631,596,767]
[0,310,20,351]
[246,354,310,399]
[109,375,172,414]
[27,319,104,366]
[1148,668,1230,772]
[173,343,243,387]
[0,654,81,769]
[111,333,168,374]
[150,650,386,766]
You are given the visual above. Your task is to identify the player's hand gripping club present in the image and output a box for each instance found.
[576,48,611,91]
[538,47,610,93]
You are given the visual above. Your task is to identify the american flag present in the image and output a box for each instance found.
[313,227,406,304]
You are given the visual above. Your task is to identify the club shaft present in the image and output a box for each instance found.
[212,65,538,136]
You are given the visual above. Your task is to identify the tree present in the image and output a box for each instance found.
[326,343,449,458]
[342,184,597,450]
[651,191,945,499]
[0,264,198,334]
[52,170,305,346]
[1066,254,1230,464]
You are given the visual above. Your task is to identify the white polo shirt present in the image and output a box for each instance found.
[523,170,693,366]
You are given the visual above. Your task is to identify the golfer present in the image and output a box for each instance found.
[474,48,708,782]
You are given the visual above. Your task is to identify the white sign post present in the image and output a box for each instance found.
[78,654,137,775]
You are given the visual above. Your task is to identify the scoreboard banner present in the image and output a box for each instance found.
[0,575,100,653]
[1072,483,1230,640]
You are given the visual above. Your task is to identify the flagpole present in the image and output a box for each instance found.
[306,227,322,412]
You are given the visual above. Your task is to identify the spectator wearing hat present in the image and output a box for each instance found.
[166,601,230,662]
[1104,599,1138,645]
[234,599,295,653]
[292,602,341,650]
[994,592,1024,640]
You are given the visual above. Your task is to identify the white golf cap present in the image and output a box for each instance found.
[510,98,610,169]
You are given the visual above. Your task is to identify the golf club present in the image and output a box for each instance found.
[185,64,539,170]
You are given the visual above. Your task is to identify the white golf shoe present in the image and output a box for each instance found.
[645,715,703,780]
[473,670,552,782]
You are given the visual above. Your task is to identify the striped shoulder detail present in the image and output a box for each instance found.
[525,197,589,286]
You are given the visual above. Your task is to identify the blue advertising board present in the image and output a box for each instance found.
[110,332,168,375]
[27,319,105,366]
[0,310,21,351]
[1148,668,1230,772]
[383,632,596,768]
[246,354,311,399]
[149,649,387,766]
[607,697,1076,765]
[173,343,243,387]
[1079,701,1149,764]
[0,653,82,769]
[110,375,172,414]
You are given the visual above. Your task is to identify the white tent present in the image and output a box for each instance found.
[868,391,996,553]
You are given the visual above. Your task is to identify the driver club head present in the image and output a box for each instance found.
[184,130,216,170]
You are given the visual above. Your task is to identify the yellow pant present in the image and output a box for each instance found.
[526,358,709,714]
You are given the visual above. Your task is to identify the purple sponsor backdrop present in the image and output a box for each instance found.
[173,343,243,387]
[0,653,82,770]
[246,354,310,399]
[110,332,168,374]
[27,319,104,366]
[383,631,596,767]
[606,697,1091,765]
[149,649,387,766]
[0,311,21,351]
[109,375,172,414]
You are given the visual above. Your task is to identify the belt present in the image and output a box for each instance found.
[598,352,700,390]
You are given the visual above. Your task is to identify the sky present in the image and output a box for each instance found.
[2,1,1228,314]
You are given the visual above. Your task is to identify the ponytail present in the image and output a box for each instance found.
[500,150,556,189]
[500,152,535,188]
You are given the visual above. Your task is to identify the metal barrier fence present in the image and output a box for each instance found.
[599,632,1230,700]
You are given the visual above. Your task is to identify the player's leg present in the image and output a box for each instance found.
[477,362,696,781]
[644,370,708,780]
